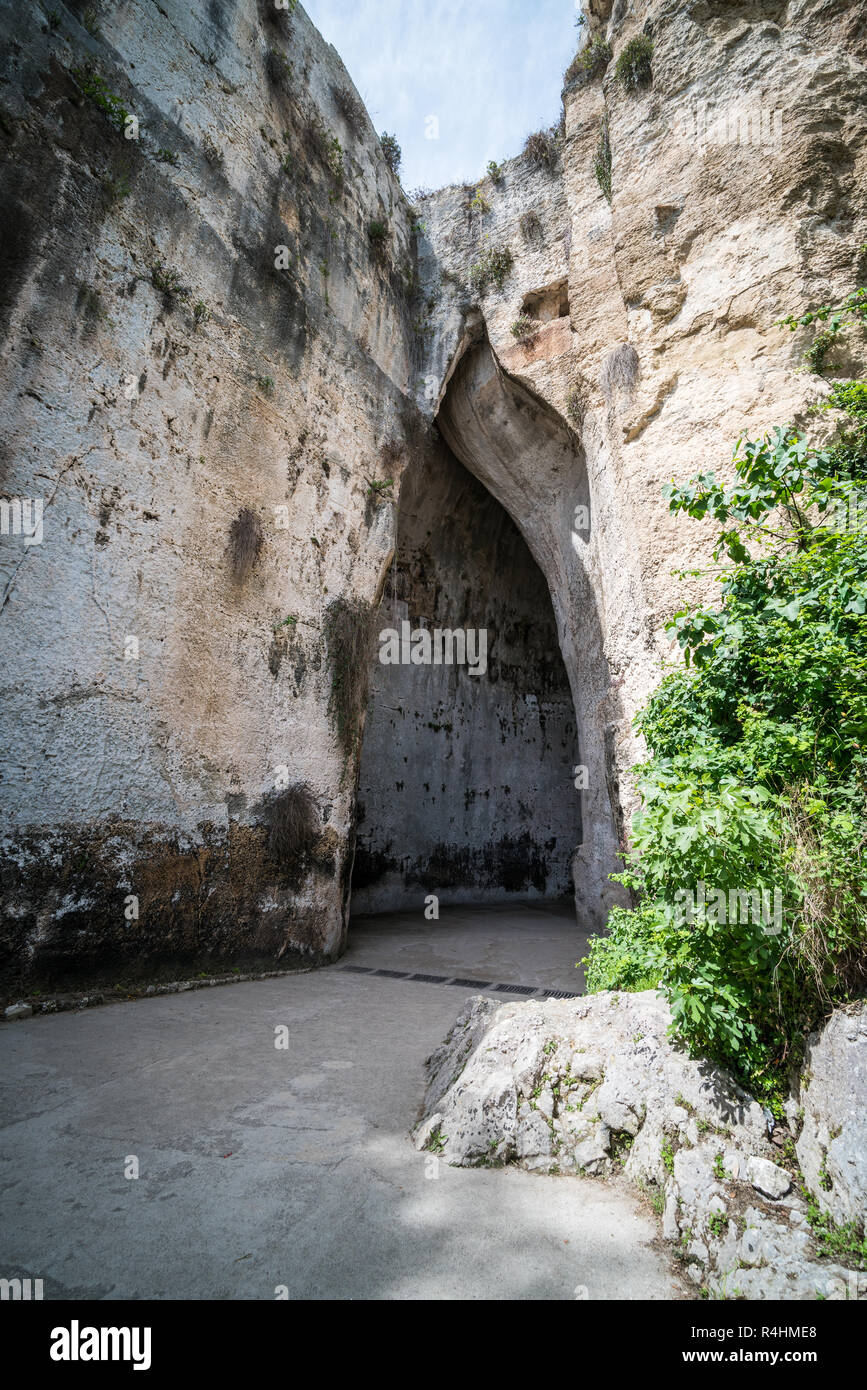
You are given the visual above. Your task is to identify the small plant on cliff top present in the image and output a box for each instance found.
[523,127,558,171]
[616,35,654,91]
[380,132,401,178]
[565,37,612,86]
[486,159,502,184]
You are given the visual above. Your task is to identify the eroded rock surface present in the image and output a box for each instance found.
[795,1002,867,1231]
[415,991,866,1299]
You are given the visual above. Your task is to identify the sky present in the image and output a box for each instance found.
[303,0,583,193]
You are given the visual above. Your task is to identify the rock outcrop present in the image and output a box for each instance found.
[414,990,866,1299]
[794,1002,867,1232]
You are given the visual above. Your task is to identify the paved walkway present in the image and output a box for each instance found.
[0,906,683,1300]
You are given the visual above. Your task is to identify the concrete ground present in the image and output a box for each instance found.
[0,905,683,1300]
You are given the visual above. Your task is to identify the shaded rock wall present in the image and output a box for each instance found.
[353,441,581,913]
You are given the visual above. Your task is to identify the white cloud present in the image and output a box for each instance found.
[303,0,580,191]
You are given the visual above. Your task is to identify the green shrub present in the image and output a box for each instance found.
[510,315,538,343]
[615,35,654,90]
[469,244,514,295]
[583,286,867,1101]
[779,286,867,377]
[582,903,665,993]
[594,116,612,202]
[565,37,612,86]
[486,159,502,184]
[380,132,401,177]
[71,66,129,131]
[150,258,189,304]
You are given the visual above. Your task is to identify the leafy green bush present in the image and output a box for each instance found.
[615,35,653,91]
[583,903,665,993]
[583,287,867,1101]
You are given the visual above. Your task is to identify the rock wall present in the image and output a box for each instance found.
[0,0,420,983]
[1,0,866,981]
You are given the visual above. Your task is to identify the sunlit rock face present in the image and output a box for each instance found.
[1,0,864,981]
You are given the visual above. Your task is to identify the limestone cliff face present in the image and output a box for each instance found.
[0,0,419,980]
[1,0,865,983]
[413,0,867,924]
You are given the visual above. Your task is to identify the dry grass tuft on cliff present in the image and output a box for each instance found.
[264,784,319,868]
[324,597,378,757]
[600,343,640,398]
[333,84,366,138]
[523,128,558,171]
[228,508,264,583]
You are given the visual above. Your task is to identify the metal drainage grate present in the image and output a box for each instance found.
[372,969,411,979]
[448,977,493,990]
[408,973,448,983]
[541,988,581,999]
[340,965,373,974]
[492,983,538,995]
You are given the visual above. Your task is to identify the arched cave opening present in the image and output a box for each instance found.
[350,435,582,917]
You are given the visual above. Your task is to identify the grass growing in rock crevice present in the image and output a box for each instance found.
[323,596,378,758]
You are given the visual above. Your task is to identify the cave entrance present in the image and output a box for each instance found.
[350,434,581,916]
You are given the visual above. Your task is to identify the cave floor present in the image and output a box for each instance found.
[0,907,684,1301]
